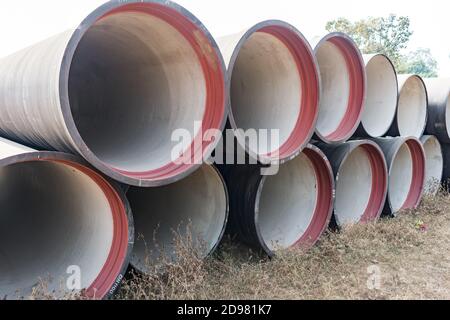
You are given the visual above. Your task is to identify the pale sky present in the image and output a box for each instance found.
[0,0,448,75]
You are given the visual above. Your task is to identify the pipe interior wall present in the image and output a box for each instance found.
[129,164,228,273]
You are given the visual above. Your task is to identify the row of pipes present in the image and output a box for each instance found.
[0,0,449,299]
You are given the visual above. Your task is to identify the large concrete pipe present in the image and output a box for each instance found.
[355,54,398,138]
[387,75,428,138]
[312,33,366,144]
[373,137,426,216]
[217,21,319,163]
[0,138,133,299]
[128,165,228,273]
[0,0,227,187]
[316,140,388,228]
[221,145,334,256]
[420,136,443,195]
[424,78,450,143]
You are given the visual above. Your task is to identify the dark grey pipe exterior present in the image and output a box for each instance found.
[424,78,450,143]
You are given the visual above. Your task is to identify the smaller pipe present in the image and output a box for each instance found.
[420,135,443,195]
[221,145,334,256]
[0,138,133,299]
[355,54,398,138]
[128,164,228,273]
[424,78,450,143]
[316,140,388,228]
[218,21,320,163]
[387,75,428,138]
[373,137,426,216]
[312,33,367,144]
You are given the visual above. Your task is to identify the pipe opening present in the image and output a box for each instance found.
[230,24,318,159]
[67,4,225,182]
[397,76,427,138]
[129,165,227,272]
[258,149,333,252]
[389,140,425,212]
[362,55,398,137]
[315,36,365,142]
[0,160,126,299]
[334,144,387,226]
[422,137,443,195]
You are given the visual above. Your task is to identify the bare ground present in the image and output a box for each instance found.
[117,192,450,300]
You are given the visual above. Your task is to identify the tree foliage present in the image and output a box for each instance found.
[326,15,412,67]
[326,15,438,77]
[397,48,438,77]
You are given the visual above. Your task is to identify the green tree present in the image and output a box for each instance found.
[326,15,413,67]
[397,48,438,77]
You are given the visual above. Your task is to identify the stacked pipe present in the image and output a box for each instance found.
[216,21,338,255]
[0,0,449,299]
[0,0,229,298]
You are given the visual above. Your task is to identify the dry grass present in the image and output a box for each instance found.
[117,192,450,300]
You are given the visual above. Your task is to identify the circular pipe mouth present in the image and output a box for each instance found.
[128,165,228,273]
[255,145,334,254]
[361,54,398,137]
[334,141,388,226]
[227,21,319,162]
[60,0,227,187]
[0,153,130,299]
[397,75,428,138]
[420,136,443,195]
[314,33,366,144]
[388,138,426,212]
